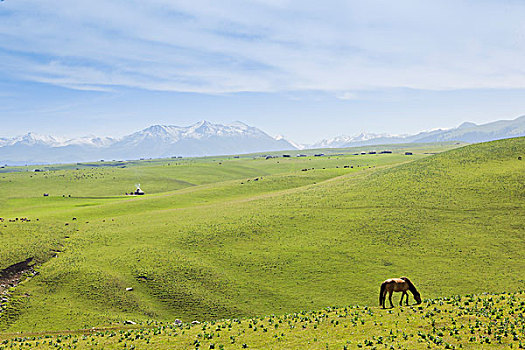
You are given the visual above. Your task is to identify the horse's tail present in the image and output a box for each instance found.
[379,282,386,306]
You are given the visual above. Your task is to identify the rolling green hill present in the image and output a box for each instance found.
[0,139,523,336]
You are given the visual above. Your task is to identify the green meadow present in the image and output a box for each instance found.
[0,139,524,348]
[1,291,523,349]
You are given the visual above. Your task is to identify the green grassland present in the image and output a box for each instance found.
[0,147,426,199]
[1,291,523,349]
[0,139,523,343]
[0,144,440,270]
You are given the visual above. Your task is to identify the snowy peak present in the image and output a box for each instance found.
[229,121,250,129]
[142,125,172,135]
[275,135,305,150]
[0,133,115,148]
[313,132,396,148]
[64,136,116,147]
[186,120,225,137]
[457,122,477,129]
[127,125,182,143]
[312,115,525,148]
[188,120,262,137]
[112,121,297,158]
[2,116,523,165]
[1,132,66,147]
[128,121,269,143]
[23,132,60,146]
[0,121,298,164]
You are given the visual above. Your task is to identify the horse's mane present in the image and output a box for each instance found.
[401,276,419,295]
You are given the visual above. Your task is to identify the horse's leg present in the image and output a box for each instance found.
[388,291,394,308]
[400,292,406,306]
[405,292,409,306]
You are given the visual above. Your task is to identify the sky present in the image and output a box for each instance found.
[0,0,524,144]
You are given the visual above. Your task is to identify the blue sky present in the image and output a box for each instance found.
[1,0,524,144]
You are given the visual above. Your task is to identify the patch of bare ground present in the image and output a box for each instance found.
[0,258,37,315]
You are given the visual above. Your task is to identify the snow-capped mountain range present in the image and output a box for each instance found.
[0,121,296,165]
[311,116,525,148]
[1,116,524,165]
[0,133,115,148]
[119,121,267,145]
[312,132,399,148]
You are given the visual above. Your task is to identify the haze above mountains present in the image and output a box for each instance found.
[1,116,524,165]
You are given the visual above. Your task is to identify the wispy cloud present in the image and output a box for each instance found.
[1,0,524,93]
[336,92,358,100]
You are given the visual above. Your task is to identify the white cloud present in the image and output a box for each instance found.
[1,0,524,93]
[336,92,358,100]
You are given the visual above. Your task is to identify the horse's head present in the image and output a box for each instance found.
[414,292,422,304]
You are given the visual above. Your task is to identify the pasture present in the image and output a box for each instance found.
[0,139,523,343]
[1,291,523,349]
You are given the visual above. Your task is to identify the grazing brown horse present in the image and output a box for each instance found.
[379,277,421,308]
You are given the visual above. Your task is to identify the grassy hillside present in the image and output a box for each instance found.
[0,139,523,334]
[1,292,523,349]
[0,150,421,199]
[0,150,422,272]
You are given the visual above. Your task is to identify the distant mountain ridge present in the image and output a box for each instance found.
[1,116,524,165]
[313,115,525,148]
[0,121,296,165]
[312,132,398,148]
[0,133,115,148]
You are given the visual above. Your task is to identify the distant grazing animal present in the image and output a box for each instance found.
[379,277,421,308]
